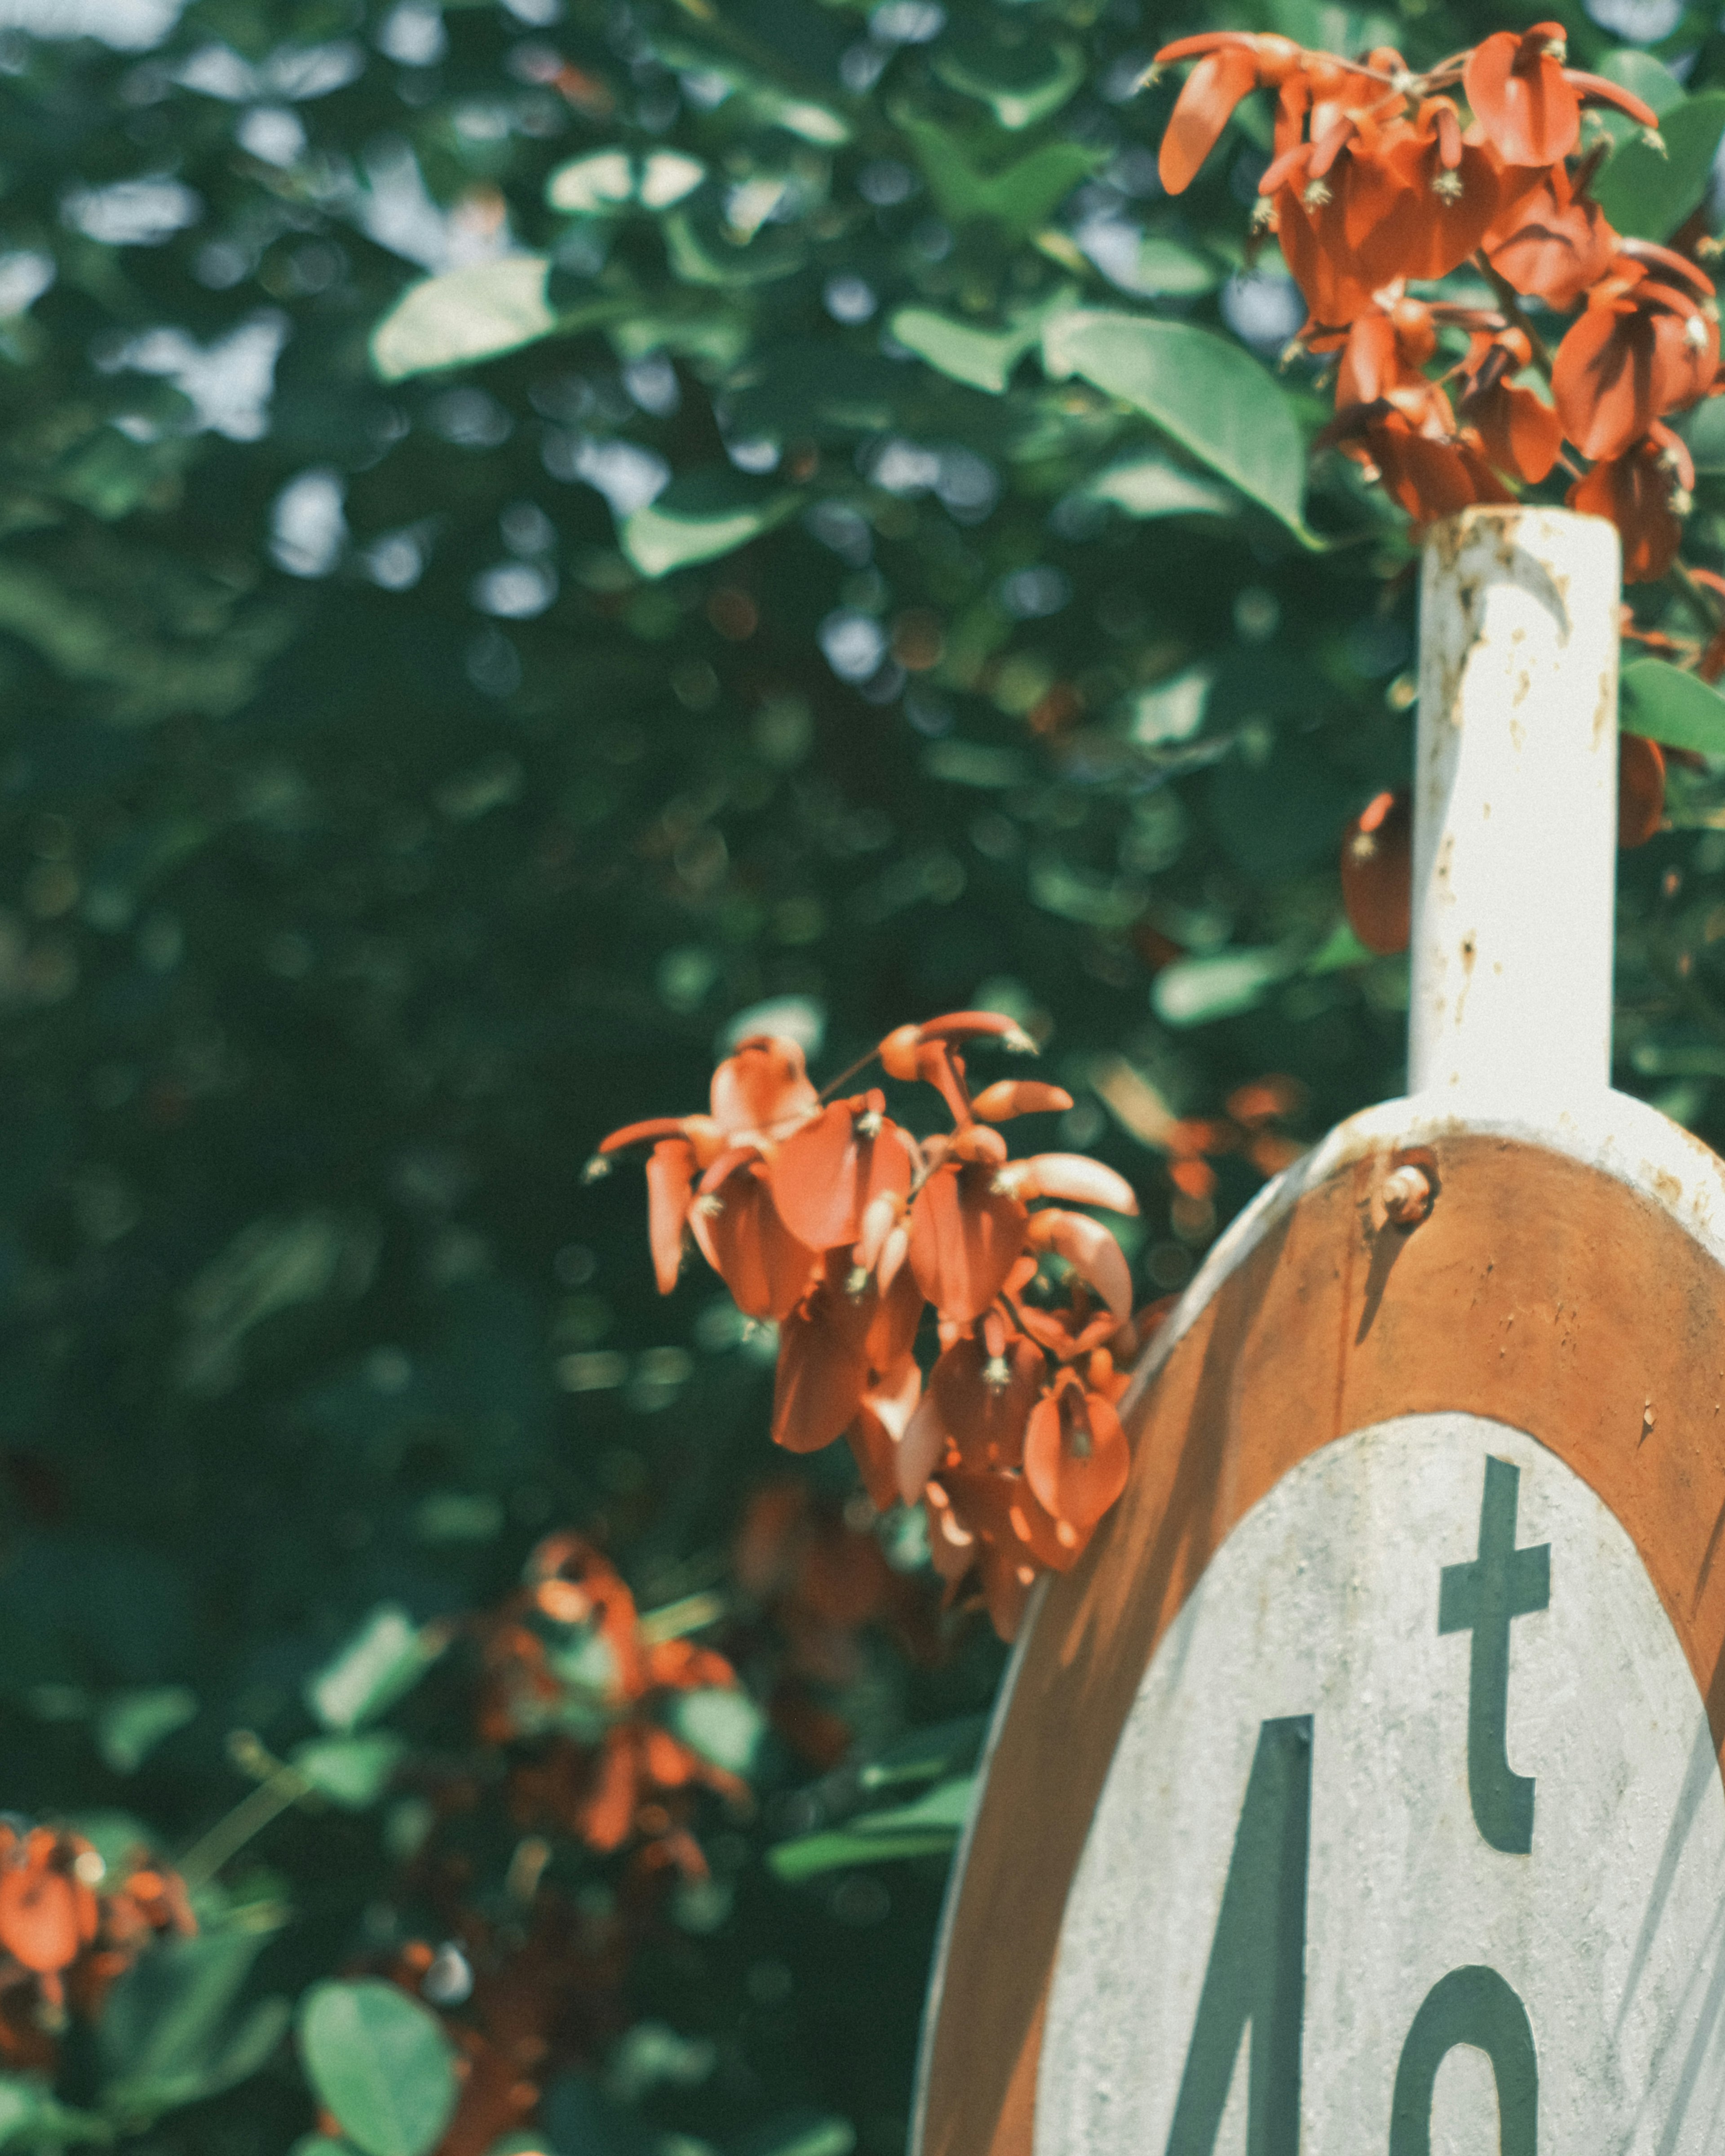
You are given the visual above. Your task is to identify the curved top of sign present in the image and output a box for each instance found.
[911,1087,1725,2156]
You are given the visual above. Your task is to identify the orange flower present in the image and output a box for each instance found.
[1568,424,1694,583]
[1618,732,1667,847]
[1459,330,1564,482]
[591,1033,823,1292]
[1463,26,1657,169]
[1341,789,1413,956]
[1552,248,1716,463]
[767,1091,917,1254]
[0,1829,97,1999]
[482,1536,747,1864]
[1023,1365,1131,1538]
[1463,24,1582,166]
[1484,163,1616,309]
[1336,300,1453,433]
[1327,403,1513,525]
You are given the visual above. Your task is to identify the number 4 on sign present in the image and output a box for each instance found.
[1165,1457,1544,2155]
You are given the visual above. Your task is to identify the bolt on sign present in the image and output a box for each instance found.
[910,508,1725,2152]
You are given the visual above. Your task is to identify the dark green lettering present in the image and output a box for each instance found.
[1389,1966,1538,2155]
[1166,1716,1311,2156]
[1438,1456,1550,1854]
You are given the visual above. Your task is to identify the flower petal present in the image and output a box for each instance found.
[970,1080,1075,1122]
[645,1139,696,1295]
[691,1158,817,1319]
[772,1266,874,1453]
[708,1035,819,1139]
[1023,1379,1131,1535]
[1023,1209,1134,1321]
[930,1332,1045,1470]
[908,1163,1028,1323]
[1159,44,1261,195]
[995,1153,1138,1214]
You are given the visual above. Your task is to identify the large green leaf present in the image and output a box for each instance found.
[297,1982,456,2156]
[1041,310,1312,540]
[99,1923,289,2127]
[620,471,801,578]
[897,113,1105,238]
[1592,92,1725,241]
[1082,454,1236,520]
[1620,659,1725,755]
[370,257,598,382]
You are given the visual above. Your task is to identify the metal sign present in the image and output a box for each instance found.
[911,512,1725,2154]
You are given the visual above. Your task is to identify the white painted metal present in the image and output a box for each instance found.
[1037,1414,1725,2153]
[1409,507,1621,1101]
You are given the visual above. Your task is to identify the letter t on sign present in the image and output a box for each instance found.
[1438,1457,1551,1854]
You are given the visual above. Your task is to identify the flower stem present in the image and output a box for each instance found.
[1472,254,1554,376]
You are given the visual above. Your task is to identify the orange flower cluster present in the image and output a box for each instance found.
[0,1824,194,2065]
[1153,24,1718,580]
[477,1533,746,1873]
[596,1015,1157,1639]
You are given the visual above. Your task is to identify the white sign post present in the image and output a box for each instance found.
[911,507,1725,2156]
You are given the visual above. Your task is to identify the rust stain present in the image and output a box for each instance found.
[919,1134,1725,2156]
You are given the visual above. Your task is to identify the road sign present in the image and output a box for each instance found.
[911,512,1725,2153]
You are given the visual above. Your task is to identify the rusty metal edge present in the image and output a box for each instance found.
[906,1084,1725,2156]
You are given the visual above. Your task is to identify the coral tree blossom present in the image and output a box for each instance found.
[1149,17,1723,843]
[595,1016,1159,1639]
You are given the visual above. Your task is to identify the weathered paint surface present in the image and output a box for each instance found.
[1039,1415,1725,2154]
[912,1114,1725,2156]
[1411,508,1620,1099]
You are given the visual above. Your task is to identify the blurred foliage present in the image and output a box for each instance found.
[1,0,1724,2145]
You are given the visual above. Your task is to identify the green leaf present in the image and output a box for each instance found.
[767,1774,975,1882]
[545,149,706,214]
[619,470,801,578]
[888,308,1044,395]
[1592,92,1725,242]
[1620,659,1725,755]
[897,113,1104,238]
[660,212,805,289]
[1041,310,1313,541]
[291,1732,409,1810]
[858,1712,988,1791]
[1151,947,1290,1027]
[731,2116,856,2156]
[931,39,1085,130]
[1082,455,1236,521]
[305,1604,444,1733]
[297,1981,457,2156]
[0,2077,109,2150]
[370,258,563,382]
[99,1923,290,2126]
[1305,918,1376,974]
[663,1686,765,1775]
[1595,48,1688,119]
[94,1686,197,1774]
[723,340,905,437]
[1681,394,1725,473]
[1075,228,1222,300]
